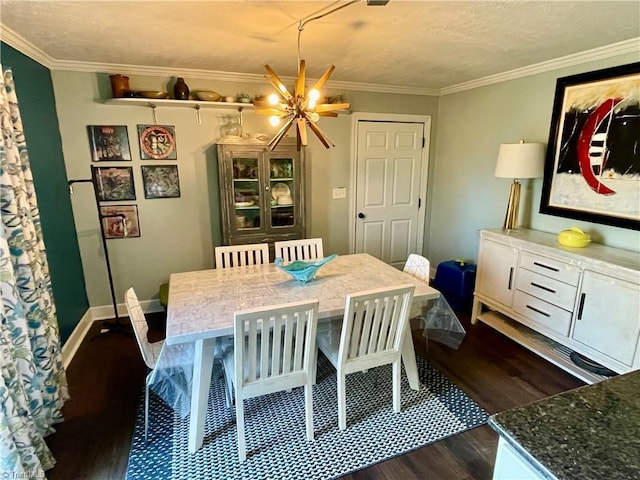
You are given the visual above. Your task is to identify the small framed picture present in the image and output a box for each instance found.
[92,166,136,201]
[137,124,177,160]
[141,165,180,199]
[100,204,141,239]
[87,125,131,161]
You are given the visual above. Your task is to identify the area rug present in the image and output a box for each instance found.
[126,354,488,480]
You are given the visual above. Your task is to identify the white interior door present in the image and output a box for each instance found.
[354,120,426,268]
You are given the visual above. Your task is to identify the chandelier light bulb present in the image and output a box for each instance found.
[309,112,320,122]
[308,98,317,109]
[308,89,320,101]
[268,93,280,105]
[269,115,281,127]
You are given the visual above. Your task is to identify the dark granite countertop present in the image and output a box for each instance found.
[489,370,640,480]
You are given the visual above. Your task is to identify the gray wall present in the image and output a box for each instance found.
[51,71,439,306]
[23,50,640,335]
[428,52,640,269]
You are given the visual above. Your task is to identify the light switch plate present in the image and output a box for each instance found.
[332,187,347,199]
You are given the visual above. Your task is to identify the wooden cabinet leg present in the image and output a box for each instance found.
[471,297,481,325]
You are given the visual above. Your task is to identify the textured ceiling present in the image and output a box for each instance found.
[1,1,639,91]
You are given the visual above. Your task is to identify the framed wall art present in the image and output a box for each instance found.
[137,124,177,160]
[100,204,141,238]
[92,166,136,201]
[540,62,639,230]
[141,165,181,199]
[87,125,132,161]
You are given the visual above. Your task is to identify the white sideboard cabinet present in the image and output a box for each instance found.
[472,228,640,383]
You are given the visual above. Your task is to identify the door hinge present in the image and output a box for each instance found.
[422,137,425,148]
[418,198,422,208]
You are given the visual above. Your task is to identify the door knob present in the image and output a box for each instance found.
[358,212,366,219]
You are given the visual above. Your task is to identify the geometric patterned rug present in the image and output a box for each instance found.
[126,353,488,480]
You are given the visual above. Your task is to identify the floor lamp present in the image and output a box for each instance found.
[494,141,545,230]
[68,178,131,335]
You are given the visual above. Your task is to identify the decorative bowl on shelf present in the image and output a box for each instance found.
[138,91,169,99]
[274,254,338,283]
[195,90,222,102]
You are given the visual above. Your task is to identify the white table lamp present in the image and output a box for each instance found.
[495,141,545,230]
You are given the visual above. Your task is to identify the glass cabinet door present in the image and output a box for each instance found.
[232,156,261,231]
[268,156,295,228]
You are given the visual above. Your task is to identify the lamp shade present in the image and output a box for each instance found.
[495,142,545,179]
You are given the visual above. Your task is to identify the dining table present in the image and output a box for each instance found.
[166,253,441,453]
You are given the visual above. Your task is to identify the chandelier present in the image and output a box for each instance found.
[254,1,380,150]
[256,61,348,150]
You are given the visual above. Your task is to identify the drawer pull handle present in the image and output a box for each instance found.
[526,305,551,317]
[577,293,586,320]
[530,282,556,294]
[533,261,559,272]
[508,267,514,290]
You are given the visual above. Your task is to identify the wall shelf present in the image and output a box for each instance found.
[104,97,350,114]
[103,97,350,125]
[104,98,254,110]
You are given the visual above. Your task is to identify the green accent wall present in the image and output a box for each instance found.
[2,42,88,343]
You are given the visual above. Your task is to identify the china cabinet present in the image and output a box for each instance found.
[216,137,305,258]
[472,228,640,383]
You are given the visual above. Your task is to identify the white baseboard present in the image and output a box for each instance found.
[61,310,93,369]
[61,298,164,368]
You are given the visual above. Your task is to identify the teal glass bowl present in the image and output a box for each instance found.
[274,254,338,283]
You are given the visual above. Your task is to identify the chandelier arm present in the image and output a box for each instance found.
[296,60,306,98]
[305,114,334,148]
[310,65,336,93]
[254,108,288,116]
[268,115,296,150]
[264,65,293,101]
[314,103,350,112]
[318,112,338,117]
[297,118,308,146]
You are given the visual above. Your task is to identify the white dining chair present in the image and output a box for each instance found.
[222,299,319,461]
[125,287,231,444]
[274,238,324,262]
[125,287,169,445]
[316,284,415,430]
[215,243,269,268]
[403,253,431,283]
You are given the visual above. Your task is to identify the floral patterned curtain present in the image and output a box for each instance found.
[0,66,69,478]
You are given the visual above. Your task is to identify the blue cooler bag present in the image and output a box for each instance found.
[432,260,477,313]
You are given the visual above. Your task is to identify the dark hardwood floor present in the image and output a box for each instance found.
[46,311,583,480]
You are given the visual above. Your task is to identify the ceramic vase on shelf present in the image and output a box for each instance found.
[173,77,190,100]
[109,74,130,98]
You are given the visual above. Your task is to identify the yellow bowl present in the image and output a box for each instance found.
[558,227,591,247]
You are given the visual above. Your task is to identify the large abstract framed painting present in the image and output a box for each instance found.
[540,62,639,230]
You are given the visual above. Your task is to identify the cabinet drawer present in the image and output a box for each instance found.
[513,291,572,336]
[515,268,578,311]
[519,251,581,286]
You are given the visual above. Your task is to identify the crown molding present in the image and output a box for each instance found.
[440,37,640,96]
[2,22,637,98]
[0,24,54,68]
